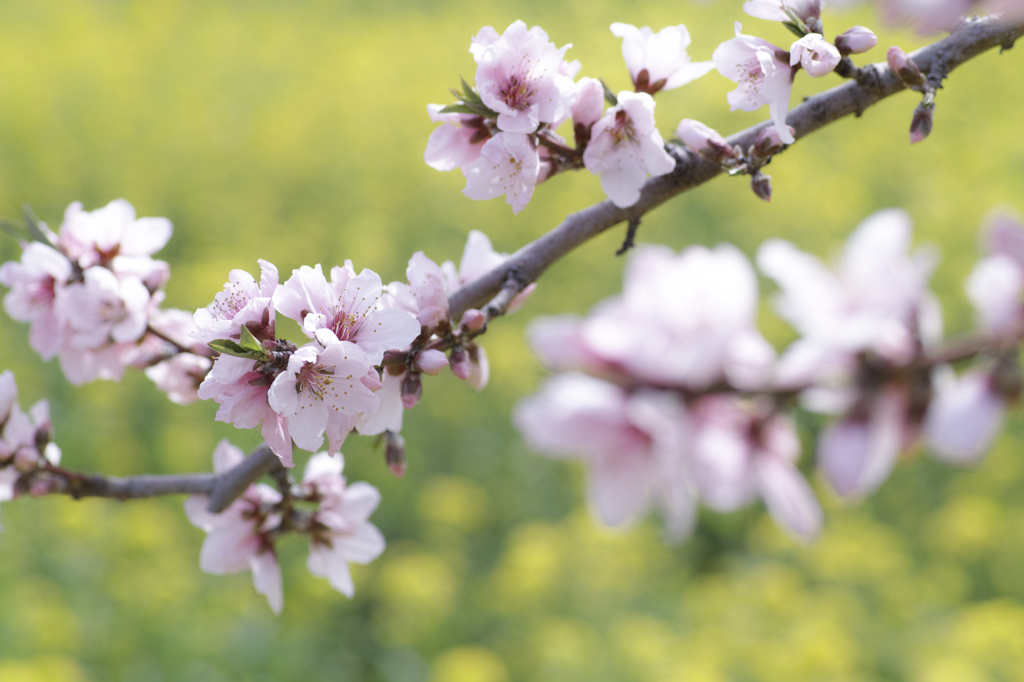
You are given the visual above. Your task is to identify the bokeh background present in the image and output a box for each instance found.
[0,1,1023,680]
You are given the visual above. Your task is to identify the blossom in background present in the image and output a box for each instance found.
[441,230,536,314]
[759,209,940,497]
[676,119,739,164]
[57,199,172,271]
[743,0,823,24]
[713,23,797,144]
[790,34,842,76]
[424,104,491,172]
[462,132,541,214]
[582,91,676,208]
[570,77,605,144]
[184,440,283,614]
[609,23,715,94]
[471,21,576,134]
[966,212,1024,337]
[302,452,386,597]
[0,242,72,359]
[515,373,697,539]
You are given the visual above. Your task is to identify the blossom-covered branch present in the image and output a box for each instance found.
[447,16,1023,320]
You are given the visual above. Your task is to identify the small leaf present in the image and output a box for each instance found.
[208,339,264,360]
[0,217,27,241]
[239,325,265,354]
[459,76,482,104]
[439,103,478,115]
[600,79,619,107]
[22,204,53,245]
[439,101,498,118]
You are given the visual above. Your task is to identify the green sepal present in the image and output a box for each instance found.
[439,100,498,117]
[208,338,266,360]
[459,76,483,104]
[22,204,53,245]
[0,217,27,241]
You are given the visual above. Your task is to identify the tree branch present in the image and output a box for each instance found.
[447,17,1024,321]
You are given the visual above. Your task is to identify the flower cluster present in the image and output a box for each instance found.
[426,21,714,211]
[185,442,384,613]
[195,229,531,469]
[516,209,1023,541]
[877,0,1024,34]
[0,370,61,528]
[0,200,212,400]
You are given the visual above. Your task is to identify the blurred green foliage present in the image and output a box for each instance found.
[0,1,1022,680]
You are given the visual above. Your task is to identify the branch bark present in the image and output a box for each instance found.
[447,17,1024,321]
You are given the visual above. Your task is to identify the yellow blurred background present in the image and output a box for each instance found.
[0,1,1023,680]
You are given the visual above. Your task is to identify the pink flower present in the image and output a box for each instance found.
[924,369,1005,464]
[197,356,294,466]
[303,452,386,597]
[713,23,797,144]
[835,26,878,56]
[274,263,419,364]
[58,266,150,348]
[0,242,73,359]
[424,104,491,172]
[609,23,715,94]
[355,371,404,436]
[878,0,974,34]
[385,251,451,328]
[743,0,823,23]
[967,212,1024,336]
[571,77,605,132]
[144,353,212,405]
[676,119,738,164]
[689,397,822,541]
[193,260,278,346]
[515,374,696,539]
[790,34,841,77]
[582,91,676,208]
[57,199,172,269]
[184,440,283,614]
[462,132,541,214]
[580,244,775,390]
[471,21,576,134]
[267,339,378,456]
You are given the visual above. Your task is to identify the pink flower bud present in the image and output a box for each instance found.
[750,171,772,202]
[400,373,422,409]
[790,34,841,77]
[910,102,933,145]
[676,119,737,165]
[385,431,406,478]
[835,26,877,56]
[416,305,447,330]
[449,346,471,380]
[887,46,924,87]
[14,448,40,472]
[459,308,486,332]
[415,349,449,375]
[751,124,796,160]
[30,478,57,497]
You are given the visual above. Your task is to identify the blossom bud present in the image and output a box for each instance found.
[401,373,422,409]
[30,478,58,497]
[449,346,472,380]
[385,431,406,478]
[910,101,934,145]
[459,308,486,333]
[751,124,796,160]
[676,119,737,165]
[416,305,447,330]
[835,26,877,56]
[415,349,449,375]
[750,171,772,202]
[887,46,924,87]
[14,448,40,472]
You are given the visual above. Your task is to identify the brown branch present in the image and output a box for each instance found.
[447,17,1024,322]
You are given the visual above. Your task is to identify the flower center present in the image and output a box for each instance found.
[500,73,536,111]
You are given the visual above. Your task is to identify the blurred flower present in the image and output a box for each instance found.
[925,369,1006,464]
[0,242,72,359]
[714,23,797,144]
[743,0,823,24]
[184,440,283,614]
[144,353,212,405]
[608,23,714,94]
[571,77,605,141]
[967,212,1024,336]
[57,199,172,270]
[471,21,576,134]
[677,119,738,165]
[303,452,386,598]
[582,91,675,208]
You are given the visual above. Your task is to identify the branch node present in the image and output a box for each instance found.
[616,217,642,256]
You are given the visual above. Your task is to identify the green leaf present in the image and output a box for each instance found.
[439,103,477,115]
[208,339,264,360]
[0,217,27,241]
[600,79,618,107]
[439,101,498,117]
[22,204,53,245]
[239,325,267,356]
[459,76,482,104]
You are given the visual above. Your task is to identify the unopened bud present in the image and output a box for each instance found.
[459,308,486,333]
[750,171,772,202]
[449,346,471,380]
[400,373,422,409]
[415,349,449,375]
[416,305,446,330]
[750,124,795,160]
[14,448,40,473]
[384,431,407,478]
[676,119,737,165]
[835,26,877,56]
[361,370,383,391]
[30,478,57,497]
[886,46,924,87]
[910,100,934,145]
